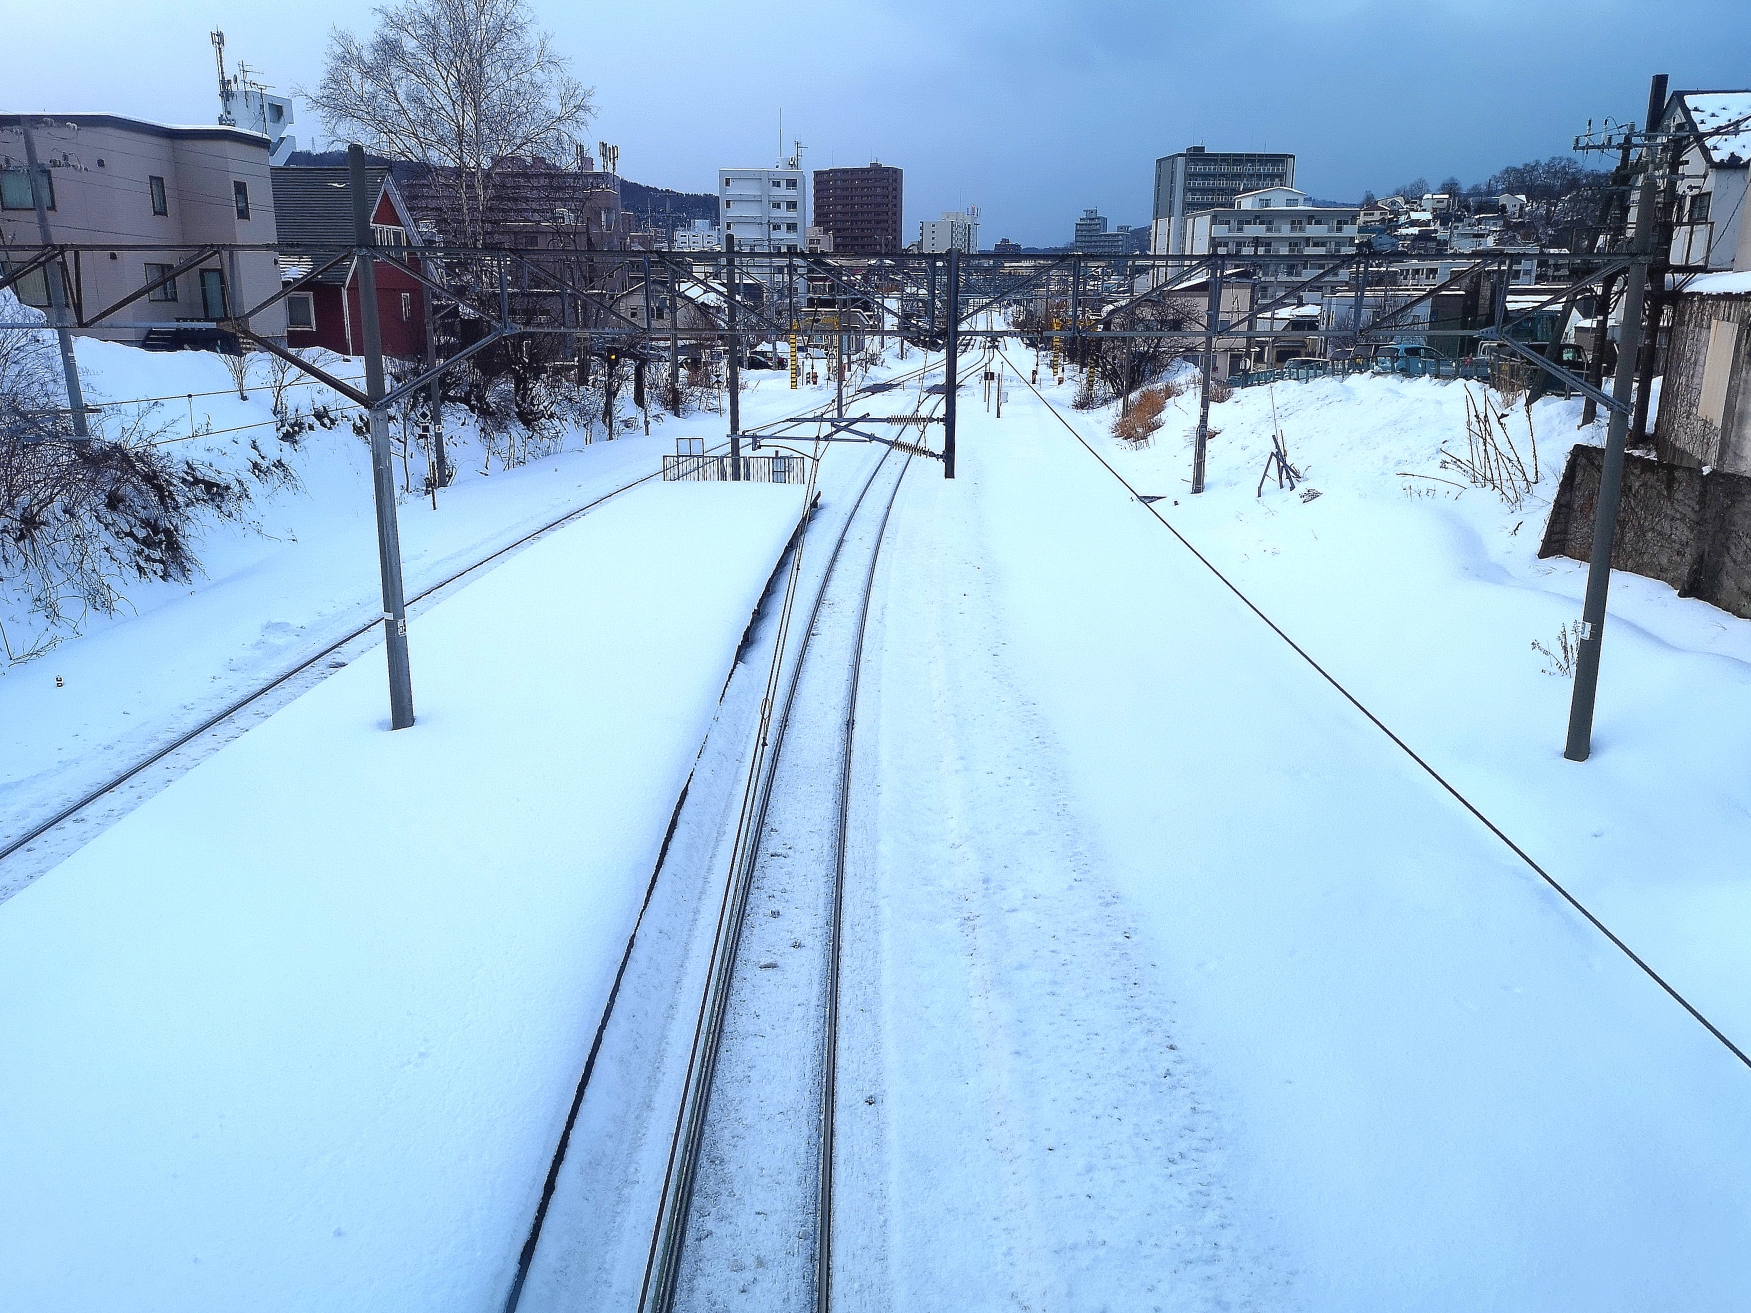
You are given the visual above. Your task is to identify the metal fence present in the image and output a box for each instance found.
[662,453,812,484]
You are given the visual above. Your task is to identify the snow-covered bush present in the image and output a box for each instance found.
[0,291,290,664]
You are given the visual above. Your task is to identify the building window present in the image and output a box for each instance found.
[1,168,52,211]
[1,260,51,306]
[401,292,412,321]
[372,224,406,247]
[786,200,797,211]
[144,263,179,302]
[234,180,251,220]
[149,175,167,216]
[286,292,314,329]
[1691,192,1713,223]
[772,201,782,210]
[786,179,797,189]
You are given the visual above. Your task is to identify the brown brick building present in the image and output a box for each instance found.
[812,163,903,255]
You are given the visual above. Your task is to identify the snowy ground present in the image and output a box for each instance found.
[0,335,849,896]
[1053,362,1751,1048]
[830,356,1751,1308]
[6,334,1749,1310]
[0,478,804,1312]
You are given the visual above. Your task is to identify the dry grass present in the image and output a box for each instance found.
[1113,386,1170,448]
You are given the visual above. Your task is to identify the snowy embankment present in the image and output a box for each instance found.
[0,335,840,887]
[0,479,803,1312]
[869,369,1751,1306]
[1066,366,1751,1049]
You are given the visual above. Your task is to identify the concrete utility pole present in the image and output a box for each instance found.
[20,122,90,440]
[943,245,959,478]
[725,233,741,479]
[1564,75,1665,763]
[349,144,415,730]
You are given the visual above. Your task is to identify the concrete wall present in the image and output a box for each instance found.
[0,116,284,343]
[1540,443,1751,618]
[1655,290,1751,475]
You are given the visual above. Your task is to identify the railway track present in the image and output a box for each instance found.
[0,360,941,893]
[628,370,947,1313]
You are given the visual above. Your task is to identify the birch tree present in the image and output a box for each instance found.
[300,0,595,246]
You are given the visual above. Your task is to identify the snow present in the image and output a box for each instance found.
[1682,91,1751,166]
[0,478,803,1312]
[0,334,837,896]
[1685,268,1751,296]
[837,358,1751,1305]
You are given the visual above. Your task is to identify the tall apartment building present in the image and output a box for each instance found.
[812,162,903,255]
[1152,146,1296,255]
[920,209,979,253]
[1072,207,1137,255]
[719,166,806,252]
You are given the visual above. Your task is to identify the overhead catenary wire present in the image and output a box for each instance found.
[996,343,1751,1074]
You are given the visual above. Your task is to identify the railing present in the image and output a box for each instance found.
[662,453,812,484]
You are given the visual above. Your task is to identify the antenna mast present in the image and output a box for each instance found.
[211,30,236,126]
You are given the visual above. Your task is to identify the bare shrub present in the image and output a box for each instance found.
[1532,621,1583,676]
[1444,385,1539,507]
[1113,386,1169,448]
[222,349,253,401]
[1205,377,1233,404]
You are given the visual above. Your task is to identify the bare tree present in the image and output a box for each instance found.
[300,0,595,246]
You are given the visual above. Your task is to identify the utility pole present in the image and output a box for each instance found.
[20,122,90,440]
[944,245,959,479]
[1193,260,1222,494]
[349,144,415,730]
[1564,76,1665,763]
[725,234,741,479]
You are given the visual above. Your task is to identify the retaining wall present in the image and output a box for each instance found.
[1539,442,1751,618]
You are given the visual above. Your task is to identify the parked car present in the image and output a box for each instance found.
[1371,343,1444,374]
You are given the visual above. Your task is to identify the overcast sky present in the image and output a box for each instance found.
[9,0,1750,245]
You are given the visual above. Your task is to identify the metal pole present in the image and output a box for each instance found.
[725,234,741,479]
[944,245,959,479]
[1192,260,1221,494]
[19,123,89,439]
[1564,85,1663,763]
[349,143,415,730]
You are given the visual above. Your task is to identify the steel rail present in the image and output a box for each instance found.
[638,380,938,1313]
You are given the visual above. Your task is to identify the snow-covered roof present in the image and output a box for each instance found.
[1675,91,1751,168]
[1684,269,1751,296]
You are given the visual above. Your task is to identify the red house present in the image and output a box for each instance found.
[270,165,428,358]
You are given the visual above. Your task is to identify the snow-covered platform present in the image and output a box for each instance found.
[0,480,802,1312]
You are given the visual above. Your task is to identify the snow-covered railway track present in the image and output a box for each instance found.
[636,408,929,1313]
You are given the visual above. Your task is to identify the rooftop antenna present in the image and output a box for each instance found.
[211,30,236,126]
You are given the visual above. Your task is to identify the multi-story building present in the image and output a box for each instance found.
[1152,146,1296,255]
[719,166,806,252]
[667,218,720,251]
[0,113,285,345]
[1180,186,1360,297]
[812,162,902,255]
[1073,207,1137,256]
[920,209,979,253]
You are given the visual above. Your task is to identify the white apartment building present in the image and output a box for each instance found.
[668,217,720,251]
[920,210,979,253]
[1179,186,1361,295]
[719,166,805,252]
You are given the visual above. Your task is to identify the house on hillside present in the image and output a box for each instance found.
[395,154,623,252]
[0,112,284,347]
[1660,90,1751,271]
[1180,186,1363,299]
[270,166,426,358]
